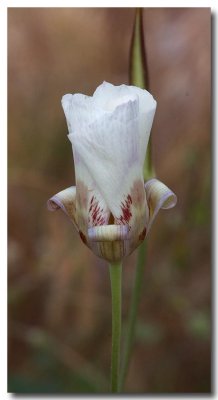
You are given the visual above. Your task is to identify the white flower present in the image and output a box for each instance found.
[48,82,177,262]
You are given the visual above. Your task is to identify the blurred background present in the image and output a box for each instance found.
[8,8,211,394]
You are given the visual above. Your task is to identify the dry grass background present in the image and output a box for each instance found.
[8,8,211,393]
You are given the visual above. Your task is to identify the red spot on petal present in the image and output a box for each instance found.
[118,193,132,224]
[121,205,132,222]
[89,196,105,226]
[127,194,133,204]
[89,196,95,212]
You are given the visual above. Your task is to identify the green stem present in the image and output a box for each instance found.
[109,261,122,393]
[119,242,147,391]
[119,7,152,391]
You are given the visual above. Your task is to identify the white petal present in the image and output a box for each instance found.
[88,225,129,242]
[144,178,177,233]
[47,186,78,229]
[68,103,147,227]
[93,82,157,165]
[62,93,104,135]
[128,86,157,166]
[72,154,110,234]
[93,81,135,111]
[128,85,156,115]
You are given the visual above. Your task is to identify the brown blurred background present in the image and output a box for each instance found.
[8,8,211,394]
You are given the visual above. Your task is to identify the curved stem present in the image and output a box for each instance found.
[109,261,122,393]
[119,242,147,391]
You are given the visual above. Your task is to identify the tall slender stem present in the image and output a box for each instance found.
[109,261,122,393]
[119,242,147,390]
[119,8,153,391]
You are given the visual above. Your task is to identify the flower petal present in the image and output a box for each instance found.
[88,225,130,262]
[91,240,127,263]
[68,103,148,229]
[47,186,78,229]
[88,225,129,242]
[88,225,129,262]
[93,81,135,111]
[70,155,110,237]
[144,178,177,233]
[128,86,156,166]
[62,93,105,135]
[93,82,157,166]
